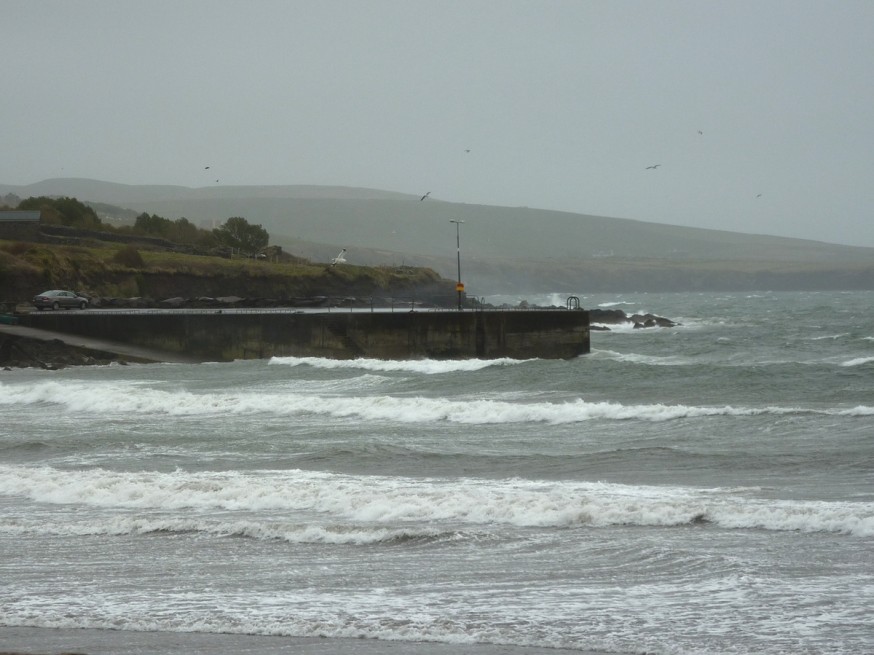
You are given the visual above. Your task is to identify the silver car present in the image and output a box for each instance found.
[32,290,89,311]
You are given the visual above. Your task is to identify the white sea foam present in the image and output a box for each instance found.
[2,465,872,537]
[841,356,874,367]
[267,356,530,373]
[0,513,459,545]
[834,405,874,416]
[810,333,850,341]
[591,321,639,332]
[592,349,696,366]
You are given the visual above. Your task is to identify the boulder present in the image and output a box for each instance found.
[590,308,679,330]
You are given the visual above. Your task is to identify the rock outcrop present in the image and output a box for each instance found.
[589,308,679,330]
[0,334,127,370]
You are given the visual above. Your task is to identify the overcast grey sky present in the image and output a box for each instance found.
[5,0,874,247]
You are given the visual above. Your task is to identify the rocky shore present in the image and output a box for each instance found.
[0,333,129,370]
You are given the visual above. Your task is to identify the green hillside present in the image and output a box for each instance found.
[3,179,873,293]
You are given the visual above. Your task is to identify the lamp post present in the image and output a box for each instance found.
[450,219,464,310]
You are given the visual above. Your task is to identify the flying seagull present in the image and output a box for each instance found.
[645,164,661,170]
[698,130,703,135]
[331,248,347,266]
[420,191,431,201]
[204,166,210,169]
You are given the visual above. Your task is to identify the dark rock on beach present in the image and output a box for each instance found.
[0,335,127,370]
[589,308,679,330]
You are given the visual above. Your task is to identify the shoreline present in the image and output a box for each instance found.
[0,627,606,655]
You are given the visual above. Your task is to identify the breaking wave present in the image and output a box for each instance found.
[1,380,871,424]
[267,356,530,373]
[2,465,872,537]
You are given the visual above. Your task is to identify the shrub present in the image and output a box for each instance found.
[0,241,31,256]
[112,245,145,268]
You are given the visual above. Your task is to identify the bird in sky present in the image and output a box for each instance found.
[464,149,471,153]
[331,248,347,266]
[698,130,703,135]
[756,193,762,198]
[204,166,210,169]
[420,191,431,201]
[645,164,661,170]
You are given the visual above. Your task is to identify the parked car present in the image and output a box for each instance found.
[32,290,89,311]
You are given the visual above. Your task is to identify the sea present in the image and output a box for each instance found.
[1,290,872,655]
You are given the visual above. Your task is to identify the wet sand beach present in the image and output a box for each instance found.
[0,627,605,655]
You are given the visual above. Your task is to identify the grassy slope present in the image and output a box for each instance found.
[0,241,455,305]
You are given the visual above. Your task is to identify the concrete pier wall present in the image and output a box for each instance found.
[21,309,590,361]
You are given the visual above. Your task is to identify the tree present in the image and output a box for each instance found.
[134,213,216,247]
[213,216,269,255]
[169,217,203,245]
[134,212,173,237]
[18,196,103,230]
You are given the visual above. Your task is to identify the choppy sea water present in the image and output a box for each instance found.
[1,290,872,655]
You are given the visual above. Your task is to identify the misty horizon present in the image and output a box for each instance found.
[4,1,874,250]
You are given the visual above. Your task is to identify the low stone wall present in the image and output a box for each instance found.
[0,221,40,242]
[21,309,590,361]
